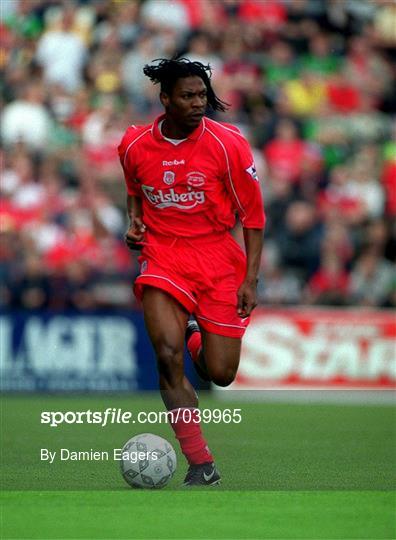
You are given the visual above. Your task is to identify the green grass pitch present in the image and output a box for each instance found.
[1,394,395,539]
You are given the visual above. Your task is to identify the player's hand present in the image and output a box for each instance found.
[124,217,146,251]
[237,279,258,318]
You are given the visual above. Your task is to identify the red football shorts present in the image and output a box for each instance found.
[134,231,249,338]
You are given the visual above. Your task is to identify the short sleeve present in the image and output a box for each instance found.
[118,127,141,197]
[225,136,266,229]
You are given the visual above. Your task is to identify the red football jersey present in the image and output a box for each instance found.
[118,115,265,238]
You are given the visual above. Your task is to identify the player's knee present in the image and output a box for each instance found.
[210,366,236,387]
[156,343,184,381]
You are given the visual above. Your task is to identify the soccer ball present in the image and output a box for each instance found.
[120,433,177,489]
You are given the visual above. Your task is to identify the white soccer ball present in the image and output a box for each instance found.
[120,433,177,489]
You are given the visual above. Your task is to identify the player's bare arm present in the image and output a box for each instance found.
[124,195,146,250]
[237,228,264,318]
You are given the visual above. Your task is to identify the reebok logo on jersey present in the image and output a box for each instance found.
[162,159,185,166]
[142,185,205,209]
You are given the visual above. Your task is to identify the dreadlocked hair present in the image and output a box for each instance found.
[143,57,229,112]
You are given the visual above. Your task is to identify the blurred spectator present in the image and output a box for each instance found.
[11,255,50,310]
[264,119,309,183]
[121,33,159,114]
[373,0,396,48]
[140,0,190,33]
[344,35,393,102]
[88,26,122,95]
[63,261,96,311]
[258,256,302,305]
[35,5,88,92]
[301,33,342,76]
[350,248,395,307]
[263,41,298,90]
[185,31,223,73]
[347,162,384,220]
[283,70,327,117]
[363,218,389,256]
[96,2,140,48]
[220,37,260,113]
[304,252,350,305]
[2,0,43,40]
[81,95,124,182]
[321,220,354,266]
[63,88,92,134]
[263,169,295,238]
[238,0,287,32]
[326,70,362,114]
[277,201,322,279]
[319,165,369,226]
[6,152,46,216]
[1,82,51,150]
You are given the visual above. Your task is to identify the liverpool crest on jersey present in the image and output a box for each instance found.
[163,171,175,185]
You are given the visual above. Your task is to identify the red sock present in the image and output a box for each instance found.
[187,332,202,363]
[169,408,213,465]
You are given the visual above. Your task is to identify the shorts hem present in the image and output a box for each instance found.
[134,275,196,313]
[196,315,247,338]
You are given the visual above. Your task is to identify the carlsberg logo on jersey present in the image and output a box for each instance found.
[142,185,205,209]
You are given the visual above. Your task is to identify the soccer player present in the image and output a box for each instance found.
[118,58,265,486]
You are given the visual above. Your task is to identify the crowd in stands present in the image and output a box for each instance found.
[1,0,395,311]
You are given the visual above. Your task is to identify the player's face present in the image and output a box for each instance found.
[162,76,208,130]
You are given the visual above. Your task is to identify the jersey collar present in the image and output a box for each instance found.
[152,114,206,142]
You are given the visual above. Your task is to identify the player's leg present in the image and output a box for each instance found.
[201,330,241,387]
[186,324,241,386]
[142,286,220,485]
[142,286,193,409]
[185,318,210,381]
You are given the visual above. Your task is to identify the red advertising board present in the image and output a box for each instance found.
[234,308,396,389]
